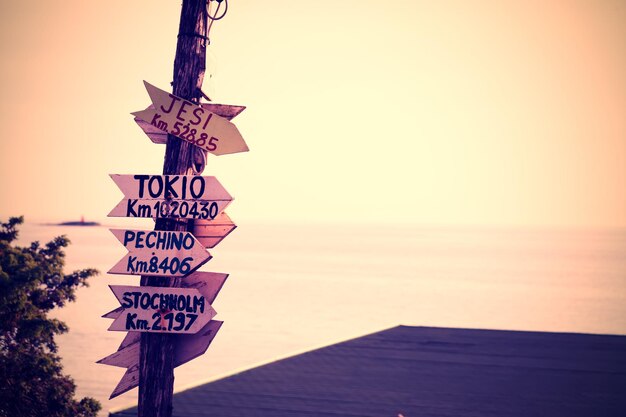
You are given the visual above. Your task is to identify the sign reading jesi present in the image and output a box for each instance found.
[132,82,249,156]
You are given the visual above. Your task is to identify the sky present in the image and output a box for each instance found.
[0,0,624,228]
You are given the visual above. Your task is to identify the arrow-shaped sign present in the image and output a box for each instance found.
[98,272,227,398]
[192,212,237,248]
[108,174,233,220]
[108,229,211,277]
[135,103,246,145]
[132,81,249,155]
[109,363,139,400]
[102,320,223,399]
[102,271,228,319]
[107,285,217,334]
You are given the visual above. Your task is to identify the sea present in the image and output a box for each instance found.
[15,221,626,416]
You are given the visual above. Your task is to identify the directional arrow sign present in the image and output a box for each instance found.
[107,285,217,334]
[98,272,227,398]
[102,271,228,319]
[132,81,249,155]
[108,229,210,277]
[108,174,233,220]
[135,103,246,145]
[109,363,139,400]
[192,212,237,248]
[101,320,223,399]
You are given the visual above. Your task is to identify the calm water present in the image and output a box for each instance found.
[16,221,626,416]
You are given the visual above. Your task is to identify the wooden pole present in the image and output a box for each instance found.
[138,2,208,417]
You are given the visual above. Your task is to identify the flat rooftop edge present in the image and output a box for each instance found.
[110,325,626,417]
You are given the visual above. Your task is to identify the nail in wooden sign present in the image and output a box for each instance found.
[108,174,232,220]
[107,285,217,334]
[135,103,246,145]
[132,81,249,155]
[101,320,223,399]
[108,229,211,277]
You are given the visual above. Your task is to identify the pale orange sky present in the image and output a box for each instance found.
[0,0,624,228]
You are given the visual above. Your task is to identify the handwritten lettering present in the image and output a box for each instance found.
[123,199,218,220]
[123,254,193,276]
[132,175,206,200]
[120,291,205,314]
[150,97,220,152]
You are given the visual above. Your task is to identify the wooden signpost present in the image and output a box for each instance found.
[132,82,249,156]
[98,2,247,416]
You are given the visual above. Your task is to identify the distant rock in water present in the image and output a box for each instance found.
[57,216,100,226]
[58,220,100,227]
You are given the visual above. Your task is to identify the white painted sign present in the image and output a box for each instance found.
[102,271,228,319]
[108,174,232,220]
[109,364,139,400]
[107,285,217,334]
[100,320,223,399]
[108,229,210,277]
[132,81,249,155]
[192,212,237,248]
[135,103,246,145]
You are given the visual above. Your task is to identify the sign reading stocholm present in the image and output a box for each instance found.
[99,271,228,398]
[108,174,232,220]
[102,271,228,320]
[107,285,217,334]
[132,81,249,156]
[108,229,211,277]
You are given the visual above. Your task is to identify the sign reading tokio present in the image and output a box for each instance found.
[108,174,232,220]
[107,285,216,334]
[108,229,210,277]
[132,82,249,156]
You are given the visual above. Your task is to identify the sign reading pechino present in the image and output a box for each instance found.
[107,285,217,334]
[108,229,211,277]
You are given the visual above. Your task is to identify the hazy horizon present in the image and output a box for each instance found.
[1,0,625,229]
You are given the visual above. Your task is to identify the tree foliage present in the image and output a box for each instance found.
[0,217,101,417]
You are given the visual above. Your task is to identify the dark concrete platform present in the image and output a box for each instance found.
[111,326,626,417]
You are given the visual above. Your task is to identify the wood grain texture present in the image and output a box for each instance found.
[139,1,208,417]
[113,325,626,417]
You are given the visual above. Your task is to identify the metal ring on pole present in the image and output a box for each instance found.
[191,146,207,174]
